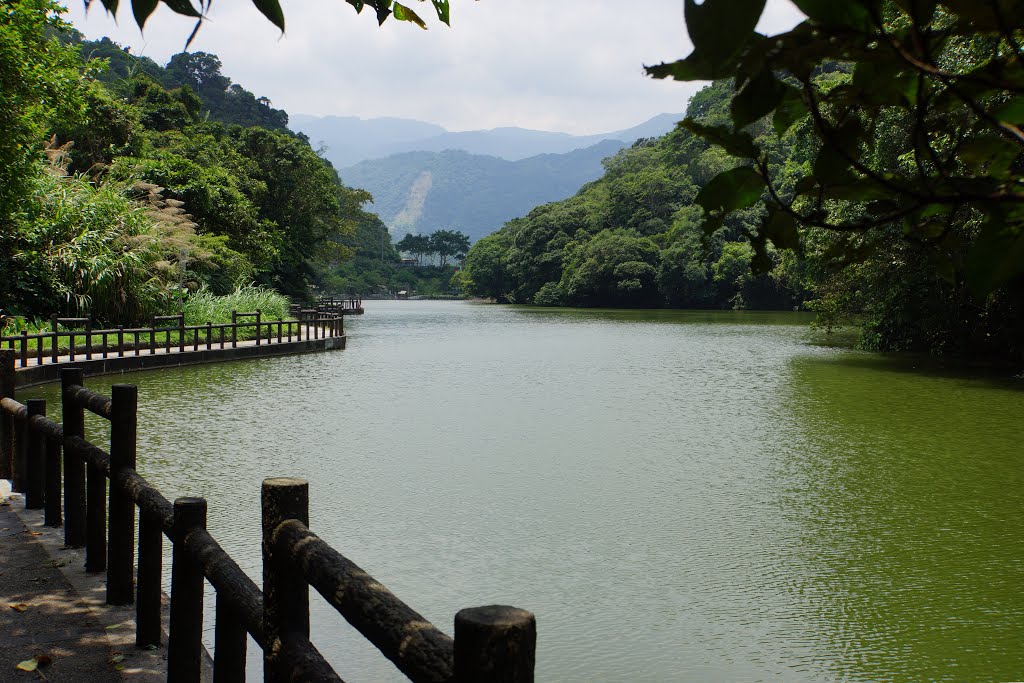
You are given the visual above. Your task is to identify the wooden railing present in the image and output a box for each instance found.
[0,310,344,369]
[0,350,535,682]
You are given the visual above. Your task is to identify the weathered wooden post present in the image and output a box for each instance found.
[44,418,61,527]
[262,477,310,682]
[206,322,213,350]
[255,310,262,346]
[107,384,137,605]
[25,399,46,509]
[0,350,14,481]
[178,315,185,353]
[136,508,163,648]
[20,330,28,367]
[12,400,28,493]
[168,497,207,682]
[454,606,536,683]
[86,422,107,572]
[118,326,125,357]
[50,316,59,364]
[214,592,247,683]
[85,318,93,360]
[231,310,238,348]
[61,368,86,548]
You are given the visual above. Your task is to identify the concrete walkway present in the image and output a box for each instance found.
[0,482,170,681]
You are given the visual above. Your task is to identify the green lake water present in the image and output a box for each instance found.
[23,300,1024,681]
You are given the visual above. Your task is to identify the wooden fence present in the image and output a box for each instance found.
[0,350,535,682]
[0,310,343,370]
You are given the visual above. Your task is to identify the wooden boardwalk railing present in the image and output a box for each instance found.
[0,349,535,682]
[0,310,344,370]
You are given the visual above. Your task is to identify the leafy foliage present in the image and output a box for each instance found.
[86,0,453,47]
[646,0,1024,298]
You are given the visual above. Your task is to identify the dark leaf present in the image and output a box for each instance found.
[820,178,898,202]
[695,166,765,216]
[645,55,732,82]
[760,207,802,251]
[966,220,1024,295]
[892,0,938,24]
[252,0,285,31]
[684,0,766,68]
[431,0,450,25]
[773,85,808,136]
[993,96,1024,124]
[790,0,875,30]
[184,18,202,48]
[131,0,157,29]
[732,69,785,129]
[680,120,760,158]
[161,0,201,18]
[812,144,856,185]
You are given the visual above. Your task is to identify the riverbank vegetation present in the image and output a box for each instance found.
[0,1,385,327]
[458,3,1024,363]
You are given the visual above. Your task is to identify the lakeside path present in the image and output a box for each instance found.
[11,332,346,388]
[0,481,173,681]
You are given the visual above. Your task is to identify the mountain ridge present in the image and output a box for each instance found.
[290,112,679,167]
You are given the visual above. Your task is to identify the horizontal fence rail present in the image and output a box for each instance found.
[0,350,535,682]
[1,309,345,370]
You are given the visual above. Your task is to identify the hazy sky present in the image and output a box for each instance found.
[63,1,805,135]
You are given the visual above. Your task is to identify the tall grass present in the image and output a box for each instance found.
[182,284,289,325]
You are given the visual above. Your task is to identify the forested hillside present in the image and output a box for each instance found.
[0,2,378,325]
[459,77,1024,361]
[341,140,625,241]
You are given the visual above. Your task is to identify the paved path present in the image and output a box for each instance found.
[0,483,171,681]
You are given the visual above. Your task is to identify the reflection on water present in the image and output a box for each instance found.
[22,302,1024,681]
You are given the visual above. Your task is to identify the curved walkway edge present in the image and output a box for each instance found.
[14,336,346,389]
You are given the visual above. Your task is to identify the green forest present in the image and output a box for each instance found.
[0,0,412,329]
[459,2,1024,363]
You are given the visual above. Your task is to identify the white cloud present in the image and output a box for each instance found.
[62,0,804,134]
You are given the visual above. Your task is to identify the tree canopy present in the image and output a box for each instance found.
[646,0,1024,297]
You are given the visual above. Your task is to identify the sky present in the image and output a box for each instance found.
[62,0,805,135]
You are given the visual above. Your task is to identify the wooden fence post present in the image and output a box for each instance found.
[454,606,536,683]
[85,426,107,573]
[178,316,185,353]
[168,497,207,682]
[51,315,59,364]
[214,592,247,683]
[262,477,310,682]
[0,350,13,481]
[85,319,93,360]
[61,368,86,548]
[136,509,163,648]
[107,384,137,605]
[231,310,238,348]
[12,400,28,493]
[255,310,261,346]
[25,399,45,509]
[44,421,61,527]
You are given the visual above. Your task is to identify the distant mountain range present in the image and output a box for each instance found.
[340,141,632,243]
[290,113,680,167]
[289,113,680,242]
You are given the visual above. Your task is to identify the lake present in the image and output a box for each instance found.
[24,300,1024,681]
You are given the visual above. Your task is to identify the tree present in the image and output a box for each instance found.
[429,229,471,267]
[397,233,432,264]
[645,0,1024,296]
